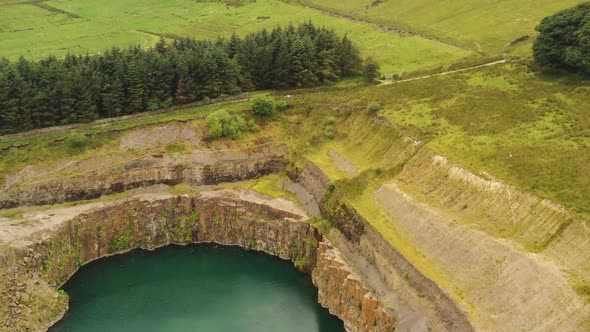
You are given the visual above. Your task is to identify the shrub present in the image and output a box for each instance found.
[251,96,277,117]
[308,133,321,145]
[322,116,336,139]
[246,119,260,132]
[206,110,251,140]
[276,100,290,111]
[66,133,89,152]
[375,167,383,176]
[363,56,381,84]
[323,117,336,126]
[323,126,334,139]
[368,102,381,114]
[326,182,336,195]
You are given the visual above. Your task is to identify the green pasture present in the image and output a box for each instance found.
[0,0,473,74]
[296,0,586,55]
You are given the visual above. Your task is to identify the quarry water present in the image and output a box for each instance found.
[50,244,345,332]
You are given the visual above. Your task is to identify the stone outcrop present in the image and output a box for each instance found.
[292,161,331,205]
[0,189,396,332]
[297,162,474,332]
[297,143,590,332]
[313,239,395,332]
[0,140,286,209]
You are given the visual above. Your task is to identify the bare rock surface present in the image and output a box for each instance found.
[328,150,357,177]
[374,183,589,331]
[0,189,396,332]
[0,139,286,209]
[119,124,202,150]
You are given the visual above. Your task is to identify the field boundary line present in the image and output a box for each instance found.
[30,1,82,19]
[0,0,40,6]
[278,0,476,53]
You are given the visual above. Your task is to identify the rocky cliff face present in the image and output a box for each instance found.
[298,141,590,332]
[296,163,473,332]
[313,239,395,332]
[380,148,590,331]
[5,113,586,332]
[0,190,395,332]
[0,140,286,209]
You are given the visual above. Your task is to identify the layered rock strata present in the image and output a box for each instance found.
[0,190,395,332]
[0,141,285,209]
[295,163,473,332]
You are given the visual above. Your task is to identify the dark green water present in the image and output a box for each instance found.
[50,245,345,332]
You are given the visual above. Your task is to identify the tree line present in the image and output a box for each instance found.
[0,22,363,134]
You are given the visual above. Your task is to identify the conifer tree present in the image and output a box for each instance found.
[337,35,362,76]
[0,22,369,133]
[125,58,147,114]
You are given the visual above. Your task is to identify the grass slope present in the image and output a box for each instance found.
[378,64,590,217]
[297,0,586,55]
[0,0,473,74]
[273,62,590,217]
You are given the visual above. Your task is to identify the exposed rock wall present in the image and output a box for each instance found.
[313,239,395,332]
[350,215,473,332]
[293,161,331,205]
[384,148,590,330]
[397,149,590,287]
[0,190,395,332]
[374,184,588,331]
[298,162,474,332]
[0,143,286,209]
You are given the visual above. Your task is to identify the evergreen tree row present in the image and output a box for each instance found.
[0,22,363,134]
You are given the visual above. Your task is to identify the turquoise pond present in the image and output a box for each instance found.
[50,244,345,332]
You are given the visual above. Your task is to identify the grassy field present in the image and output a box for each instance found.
[296,0,586,55]
[0,0,474,74]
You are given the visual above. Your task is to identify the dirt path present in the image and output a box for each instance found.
[278,0,475,52]
[379,59,508,85]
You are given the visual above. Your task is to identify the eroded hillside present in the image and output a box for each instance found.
[1,59,589,331]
